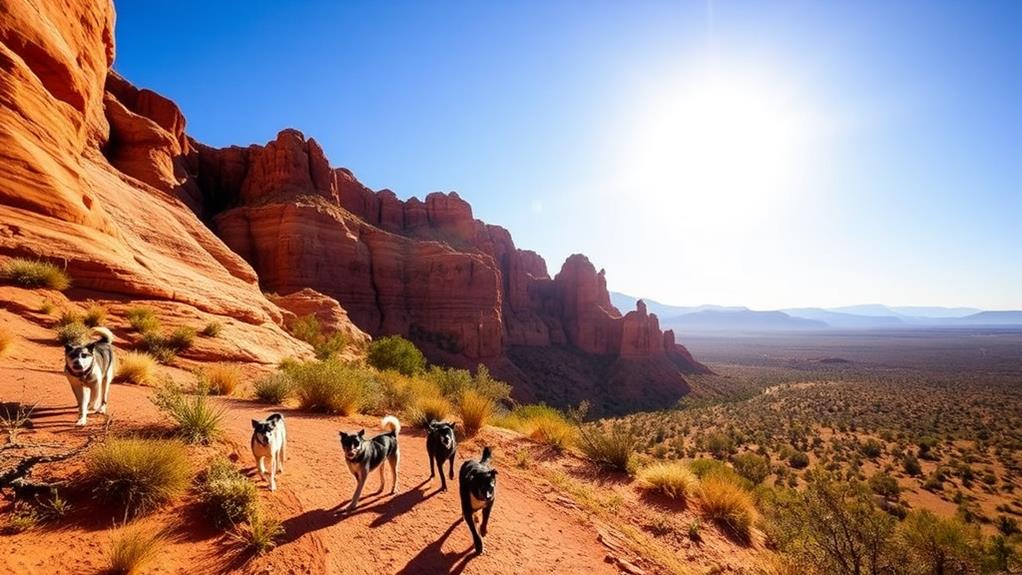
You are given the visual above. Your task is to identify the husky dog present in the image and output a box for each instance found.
[426,420,457,491]
[338,415,401,511]
[63,327,116,426]
[251,413,287,491]
[459,446,497,554]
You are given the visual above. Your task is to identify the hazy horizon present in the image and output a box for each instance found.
[114,1,1021,310]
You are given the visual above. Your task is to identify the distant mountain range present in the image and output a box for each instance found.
[610,293,1022,332]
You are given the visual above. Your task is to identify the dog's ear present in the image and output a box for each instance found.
[63,342,74,352]
[85,342,96,351]
[427,420,437,431]
[251,419,260,429]
[357,429,365,437]
[489,469,498,477]
[339,431,348,439]
[449,422,457,430]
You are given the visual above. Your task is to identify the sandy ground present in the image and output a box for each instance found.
[0,310,624,575]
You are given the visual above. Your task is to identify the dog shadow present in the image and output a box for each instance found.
[395,519,474,575]
[278,479,436,545]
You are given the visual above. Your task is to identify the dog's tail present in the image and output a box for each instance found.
[381,415,401,436]
[91,326,114,344]
[480,446,492,464]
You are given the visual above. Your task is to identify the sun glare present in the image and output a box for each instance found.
[621,65,816,230]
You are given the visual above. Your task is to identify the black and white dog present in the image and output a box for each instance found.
[338,415,401,511]
[251,413,287,491]
[63,327,116,426]
[426,420,458,491]
[459,446,497,554]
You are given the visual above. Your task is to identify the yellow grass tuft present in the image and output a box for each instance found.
[697,473,758,540]
[496,405,578,449]
[0,258,70,290]
[116,352,157,385]
[108,525,166,575]
[83,303,108,327]
[86,438,190,518]
[637,462,699,502]
[198,363,243,396]
[458,389,494,435]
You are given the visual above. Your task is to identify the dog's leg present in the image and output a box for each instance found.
[76,386,91,426]
[375,464,386,494]
[347,470,368,511]
[389,450,399,495]
[438,457,447,492]
[429,451,436,480]
[481,502,492,537]
[448,454,455,480]
[257,455,267,482]
[277,441,285,474]
[463,503,484,554]
[269,450,278,492]
[99,370,112,414]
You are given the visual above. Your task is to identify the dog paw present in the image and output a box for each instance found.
[99,404,108,414]
[270,483,277,492]
[74,418,87,426]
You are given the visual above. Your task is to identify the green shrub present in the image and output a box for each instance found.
[140,331,176,364]
[290,314,348,360]
[253,372,294,404]
[367,335,426,376]
[85,438,189,518]
[291,359,375,415]
[578,423,637,472]
[900,510,982,574]
[1,502,39,534]
[198,458,257,528]
[787,450,810,469]
[869,472,901,500]
[0,258,70,290]
[151,381,225,444]
[732,453,772,485]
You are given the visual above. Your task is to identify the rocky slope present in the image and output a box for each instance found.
[0,0,706,412]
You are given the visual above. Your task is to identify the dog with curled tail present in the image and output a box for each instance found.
[63,327,116,426]
[338,415,401,511]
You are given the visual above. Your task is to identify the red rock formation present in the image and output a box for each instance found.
[0,0,706,410]
[268,288,370,346]
[0,0,315,363]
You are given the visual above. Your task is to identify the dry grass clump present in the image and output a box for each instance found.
[637,462,699,502]
[291,359,375,415]
[108,524,166,575]
[458,389,494,435]
[55,320,89,346]
[83,303,108,327]
[200,320,223,337]
[408,395,454,428]
[198,457,257,528]
[1,502,39,534]
[198,363,243,396]
[231,507,284,555]
[125,306,160,333]
[496,405,578,449]
[0,326,13,357]
[579,423,638,472]
[0,258,70,290]
[167,326,196,351]
[697,473,758,540]
[253,372,294,404]
[151,381,225,444]
[86,438,189,518]
[115,352,157,385]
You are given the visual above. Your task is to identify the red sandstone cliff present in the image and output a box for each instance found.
[0,0,705,412]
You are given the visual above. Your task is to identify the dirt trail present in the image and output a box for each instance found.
[0,313,622,575]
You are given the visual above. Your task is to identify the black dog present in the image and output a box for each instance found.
[338,415,401,511]
[459,446,497,554]
[426,420,457,491]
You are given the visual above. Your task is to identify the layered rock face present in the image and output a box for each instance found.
[0,0,704,411]
[0,0,353,362]
[190,129,707,411]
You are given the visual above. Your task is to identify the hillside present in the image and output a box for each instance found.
[0,0,705,412]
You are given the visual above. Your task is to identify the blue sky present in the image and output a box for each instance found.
[114,1,1021,310]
